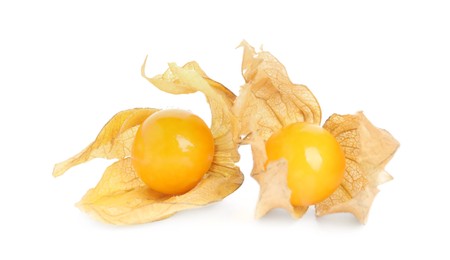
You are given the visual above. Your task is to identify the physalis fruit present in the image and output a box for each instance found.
[131,109,215,195]
[265,122,345,206]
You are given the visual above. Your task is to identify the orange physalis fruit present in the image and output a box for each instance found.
[131,109,215,195]
[265,122,345,207]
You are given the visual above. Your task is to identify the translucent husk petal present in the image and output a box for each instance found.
[53,108,158,177]
[234,42,320,217]
[316,112,399,223]
[233,41,321,141]
[250,138,308,219]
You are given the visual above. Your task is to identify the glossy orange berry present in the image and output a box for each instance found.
[265,122,345,206]
[131,109,215,195]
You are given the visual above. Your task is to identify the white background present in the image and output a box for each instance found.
[1,0,449,259]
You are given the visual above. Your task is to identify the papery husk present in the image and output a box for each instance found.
[234,42,320,217]
[316,112,399,223]
[236,42,398,222]
[250,137,308,219]
[53,108,158,177]
[53,61,243,224]
[233,41,321,141]
[78,157,242,224]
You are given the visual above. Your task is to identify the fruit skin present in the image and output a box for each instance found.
[131,109,215,195]
[265,122,345,206]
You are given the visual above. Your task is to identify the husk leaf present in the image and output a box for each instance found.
[250,137,308,218]
[316,112,399,223]
[53,108,158,177]
[233,41,321,141]
[234,42,319,217]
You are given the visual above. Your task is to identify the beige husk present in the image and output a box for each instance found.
[233,42,321,218]
[52,60,243,225]
[233,41,322,142]
[316,112,399,223]
[234,42,399,223]
[250,137,308,219]
[52,108,158,177]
